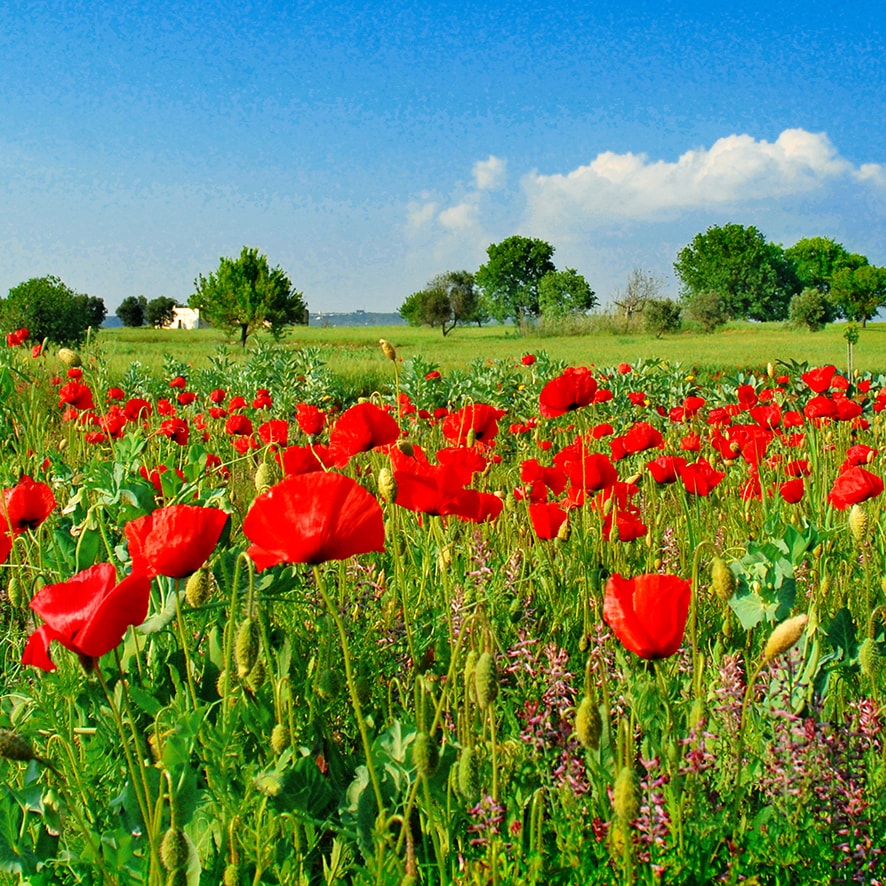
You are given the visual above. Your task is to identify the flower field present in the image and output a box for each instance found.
[1,332,885,884]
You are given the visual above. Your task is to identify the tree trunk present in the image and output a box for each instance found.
[240,324,248,347]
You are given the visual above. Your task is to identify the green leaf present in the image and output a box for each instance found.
[826,607,857,659]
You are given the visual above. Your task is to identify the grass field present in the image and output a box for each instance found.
[95,320,886,387]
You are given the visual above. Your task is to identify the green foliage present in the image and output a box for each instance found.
[398,270,482,335]
[2,276,106,346]
[642,297,682,337]
[784,236,867,292]
[117,295,147,328]
[145,296,179,328]
[830,263,886,325]
[683,290,730,332]
[674,223,799,321]
[537,268,597,319]
[190,246,308,347]
[475,235,556,325]
[789,287,838,331]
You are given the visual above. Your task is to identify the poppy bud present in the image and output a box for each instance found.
[270,724,290,755]
[223,864,241,886]
[57,347,82,368]
[316,668,341,700]
[254,462,274,494]
[235,618,260,679]
[575,696,602,750]
[379,339,397,362]
[254,771,283,797]
[858,637,884,681]
[377,467,397,502]
[463,649,478,692]
[457,746,479,799]
[413,732,439,776]
[355,674,372,707]
[396,440,414,457]
[160,828,190,871]
[849,504,868,544]
[6,575,24,608]
[474,652,498,710]
[613,766,639,822]
[184,568,212,607]
[763,614,808,662]
[0,729,35,762]
[556,514,571,542]
[245,658,265,692]
[711,557,736,601]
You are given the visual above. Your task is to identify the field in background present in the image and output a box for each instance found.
[96,321,886,385]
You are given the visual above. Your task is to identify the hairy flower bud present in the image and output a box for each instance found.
[711,557,736,601]
[849,504,868,544]
[270,724,290,755]
[412,732,439,777]
[57,347,82,368]
[184,567,212,607]
[613,766,639,822]
[377,467,397,502]
[763,614,808,662]
[574,696,602,750]
[235,618,260,680]
[379,339,397,362]
[159,828,190,872]
[457,746,479,799]
[0,729,35,762]
[474,651,498,710]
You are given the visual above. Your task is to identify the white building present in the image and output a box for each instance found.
[169,307,207,330]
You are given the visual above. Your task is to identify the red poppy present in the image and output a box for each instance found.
[678,458,726,496]
[436,446,487,483]
[158,418,189,445]
[329,402,401,465]
[123,398,152,421]
[539,367,598,418]
[278,444,332,476]
[228,395,247,410]
[295,403,327,437]
[617,362,632,374]
[244,473,385,568]
[455,489,503,524]
[614,421,664,458]
[58,381,94,411]
[647,455,686,485]
[106,387,126,401]
[177,391,197,406]
[4,476,56,534]
[125,505,230,578]
[258,419,289,447]
[603,573,692,659]
[6,328,29,347]
[528,501,568,540]
[736,384,758,409]
[801,365,836,393]
[22,564,152,672]
[521,459,568,498]
[225,414,254,436]
[602,507,647,542]
[441,404,507,447]
[393,461,475,517]
[209,388,227,404]
[253,391,273,409]
[168,375,187,389]
[680,433,702,452]
[521,354,536,366]
[827,466,884,510]
[843,444,877,468]
[628,392,647,406]
[779,478,805,503]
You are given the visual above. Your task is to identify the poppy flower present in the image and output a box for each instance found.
[168,375,187,389]
[225,414,254,436]
[553,441,618,494]
[253,390,273,409]
[244,473,385,568]
[124,398,152,421]
[393,461,475,517]
[827,466,884,510]
[6,328,29,347]
[602,507,647,542]
[779,478,805,503]
[801,365,836,393]
[678,458,726,496]
[329,402,401,465]
[22,564,152,672]
[528,501,568,540]
[295,403,326,437]
[603,573,692,659]
[455,489,503,524]
[125,505,230,578]
[107,387,126,402]
[4,476,56,534]
[521,354,536,366]
[158,418,189,446]
[539,367,598,418]
[177,391,197,406]
[278,444,333,476]
[258,419,289,447]
[442,404,507,447]
[58,381,94,411]
[647,455,686,485]
[628,392,647,406]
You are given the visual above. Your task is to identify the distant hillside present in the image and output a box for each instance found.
[311,310,405,327]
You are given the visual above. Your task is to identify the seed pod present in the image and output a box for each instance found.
[0,729,35,762]
[849,505,868,544]
[474,652,498,710]
[355,675,372,707]
[556,515,571,542]
[379,339,397,361]
[613,766,639,822]
[159,828,190,871]
[763,614,808,662]
[254,772,283,797]
[57,347,82,368]
[574,696,602,750]
[457,746,479,799]
[270,724,290,755]
[235,619,260,679]
[184,568,212,607]
[254,461,274,494]
[412,732,439,777]
[711,557,736,601]
[377,467,397,502]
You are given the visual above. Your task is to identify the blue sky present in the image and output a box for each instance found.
[2,0,884,315]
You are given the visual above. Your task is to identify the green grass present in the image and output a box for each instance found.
[94,320,886,382]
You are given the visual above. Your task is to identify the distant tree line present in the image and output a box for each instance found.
[116,295,181,328]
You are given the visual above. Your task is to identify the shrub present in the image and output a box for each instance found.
[643,298,682,337]
[683,290,729,333]
[788,287,838,332]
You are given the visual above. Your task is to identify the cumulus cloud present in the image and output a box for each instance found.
[473,155,507,191]
[438,200,480,231]
[522,129,868,230]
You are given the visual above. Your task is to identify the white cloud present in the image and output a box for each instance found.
[522,129,862,231]
[438,200,479,231]
[406,199,438,229]
[473,155,507,191]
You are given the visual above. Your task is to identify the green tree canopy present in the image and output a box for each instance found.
[190,247,307,347]
[475,235,556,325]
[788,287,838,331]
[399,270,482,336]
[145,296,179,328]
[537,268,597,320]
[1,276,106,346]
[784,237,866,293]
[674,224,799,321]
[829,264,886,326]
[117,295,147,327]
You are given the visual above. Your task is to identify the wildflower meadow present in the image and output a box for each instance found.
[0,329,885,885]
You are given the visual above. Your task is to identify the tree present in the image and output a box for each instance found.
[145,296,179,328]
[643,298,682,337]
[784,237,866,293]
[674,224,799,321]
[537,269,597,320]
[117,296,147,327]
[829,264,886,326]
[788,288,838,331]
[399,270,482,336]
[613,268,666,325]
[190,247,307,347]
[475,236,556,325]
[684,291,730,333]
[1,276,106,346]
